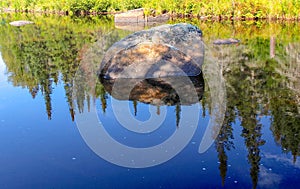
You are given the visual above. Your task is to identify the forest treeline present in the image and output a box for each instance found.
[1,0,300,19]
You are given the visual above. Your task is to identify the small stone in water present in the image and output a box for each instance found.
[9,20,34,27]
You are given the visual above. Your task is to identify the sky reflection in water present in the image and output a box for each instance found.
[0,14,299,189]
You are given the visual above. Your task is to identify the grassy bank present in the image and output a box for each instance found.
[1,0,300,20]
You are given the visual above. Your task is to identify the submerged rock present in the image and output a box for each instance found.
[99,23,204,79]
[114,8,169,23]
[213,38,240,45]
[9,20,34,27]
[115,8,145,23]
[115,22,163,32]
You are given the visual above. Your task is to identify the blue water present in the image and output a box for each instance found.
[0,53,299,189]
[0,13,300,188]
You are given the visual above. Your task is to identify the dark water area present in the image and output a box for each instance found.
[0,13,299,189]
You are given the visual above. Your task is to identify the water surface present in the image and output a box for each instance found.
[0,13,299,188]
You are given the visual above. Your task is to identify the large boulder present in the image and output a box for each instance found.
[99,23,204,79]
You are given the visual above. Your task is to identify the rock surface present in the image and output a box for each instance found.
[9,20,34,27]
[114,8,169,23]
[213,38,240,45]
[115,22,163,32]
[99,23,204,79]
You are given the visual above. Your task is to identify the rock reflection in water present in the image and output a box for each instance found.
[100,74,204,127]
[100,74,204,106]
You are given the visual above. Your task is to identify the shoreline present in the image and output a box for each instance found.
[1,8,300,22]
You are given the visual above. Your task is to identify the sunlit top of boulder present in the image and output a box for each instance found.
[99,23,204,79]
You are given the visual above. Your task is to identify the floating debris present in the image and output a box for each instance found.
[9,20,34,27]
[234,180,238,184]
[202,168,206,171]
[213,38,240,45]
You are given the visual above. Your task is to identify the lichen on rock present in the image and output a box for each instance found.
[98,23,204,79]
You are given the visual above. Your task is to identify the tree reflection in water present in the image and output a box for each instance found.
[0,13,299,188]
[206,25,300,187]
[215,104,235,186]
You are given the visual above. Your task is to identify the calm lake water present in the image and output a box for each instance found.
[0,13,299,189]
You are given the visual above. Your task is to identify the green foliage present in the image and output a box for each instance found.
[1,0,300,19]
